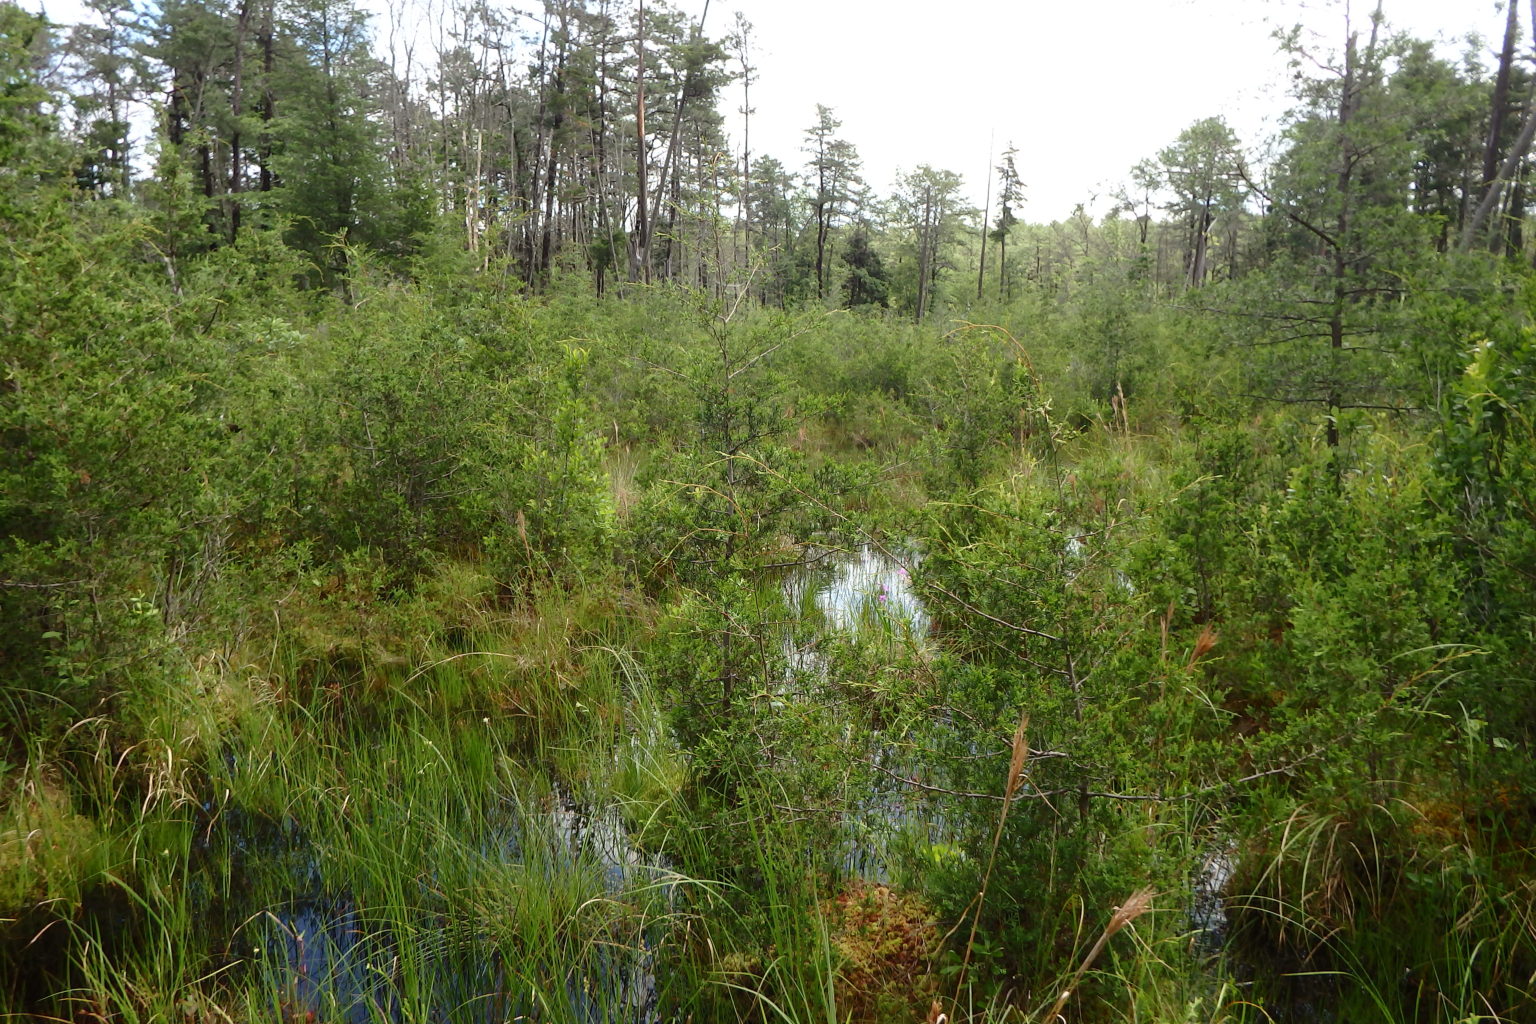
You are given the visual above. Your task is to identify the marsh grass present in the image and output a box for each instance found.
[0,759,114,919]
[6,436,1528,1024]
[0,573,708,1024]
[1218,785,1536,1023]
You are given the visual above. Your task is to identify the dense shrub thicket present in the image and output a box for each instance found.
[5,2,1536,1020]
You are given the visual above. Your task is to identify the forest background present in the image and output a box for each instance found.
[5,0,1536,1021]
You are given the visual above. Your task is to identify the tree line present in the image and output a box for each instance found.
[0,1,1515,311]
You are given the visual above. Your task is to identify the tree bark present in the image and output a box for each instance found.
[633,0,650,283]
[258,0,275,193]
[977,137,992,302]
[647,0,711,281]
[228,0,251,241]
[1478,1,1520,203]
[1463,82,1536,250]
[1462,0,1536,250]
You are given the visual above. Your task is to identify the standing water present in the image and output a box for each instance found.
[784,544,928,668]
[783,544,935,876]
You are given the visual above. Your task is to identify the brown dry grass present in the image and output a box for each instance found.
[1043,887,1157,1022]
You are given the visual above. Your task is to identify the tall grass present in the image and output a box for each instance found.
[0,575,705,1023]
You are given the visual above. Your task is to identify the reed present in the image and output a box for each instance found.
[949,709,1030,1015]
[1040,887,1156,1022]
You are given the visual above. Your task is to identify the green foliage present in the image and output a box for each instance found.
[908,325,1033,492]
[0,2,61,210]
[0,203,217,749]
[8,15,1536,1012]
[1433,279,1536,740]
[841,228,889,308]
[265,0,393,274]
[478,343,615,583]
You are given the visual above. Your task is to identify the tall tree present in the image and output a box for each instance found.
[1463,0,1525,250]
[802,104,862,302]
[892,163,965,321]
[1235,3,1426,450]
[1154,116,1243,289]
[991,143,1024,301]
[63,0,147,198]
[1462,0,1536,252]
[976,135,992,302]
[632,0,650,281]
[841,226,888,307]
[743,153,796,304]
[727,11,754,271]
[0,1,57,201]
[268,0,390,277]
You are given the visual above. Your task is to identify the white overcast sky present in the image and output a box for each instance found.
[35,0,1509,221]
[714,0,1503,220]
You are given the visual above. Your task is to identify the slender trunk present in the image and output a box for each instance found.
[740,60,750,270]
[712,149,723,295]
[1463,0,1536,250]
[194,66,214,201]
[1327,30,1359,451]
[539,37,567,282]
[661,128,684,279]
[977,137,992,302]
[1187,199,1211,289]
[915,189,933,322]
[1477,1,1520,205]
[998,230,1007,302]
[467,128,483,253]
[595,3,622,297]
[107,77,129,196]
[648,0,712,280]
[167,69,186,147]
[1465,84,1536,249]
[632,0,650,281]
[1507,166,1527,257]
[228,0,251,241]
[813,127,829,300]
[528,10,552,282]
[259,0,275,193]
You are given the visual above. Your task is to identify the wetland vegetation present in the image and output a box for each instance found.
[6,0,1536,1020]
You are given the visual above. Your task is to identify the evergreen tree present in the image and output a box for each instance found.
[1154,116,1244,288]
[840,226,887,308]
[991,143,1023,301]
[268,0,389,276]
[803,104,863,302]
[1233,15,1430,449]
[0,2,59,209]
[61,0,148,198]
[892,163,965,320]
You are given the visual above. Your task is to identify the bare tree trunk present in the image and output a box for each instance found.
[736,17,753,274]
[648,0,712,280]
[1464,84,1536,250]
[227,0,251,241]
[633,0,651,283]
[1507,165,1527,257]
[527,8,553,282]
[594,1,622,297]
[1463,0,1536,250]
[1326,21,1366,451]
[998,230,1007,302]
[1476,1,1521,210]
[1186,199,1211,289]
[915,188,933,322]
[977,135,992,302]
[258,0,274,193]
[539,37,567,282]
[467,128,483,253]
